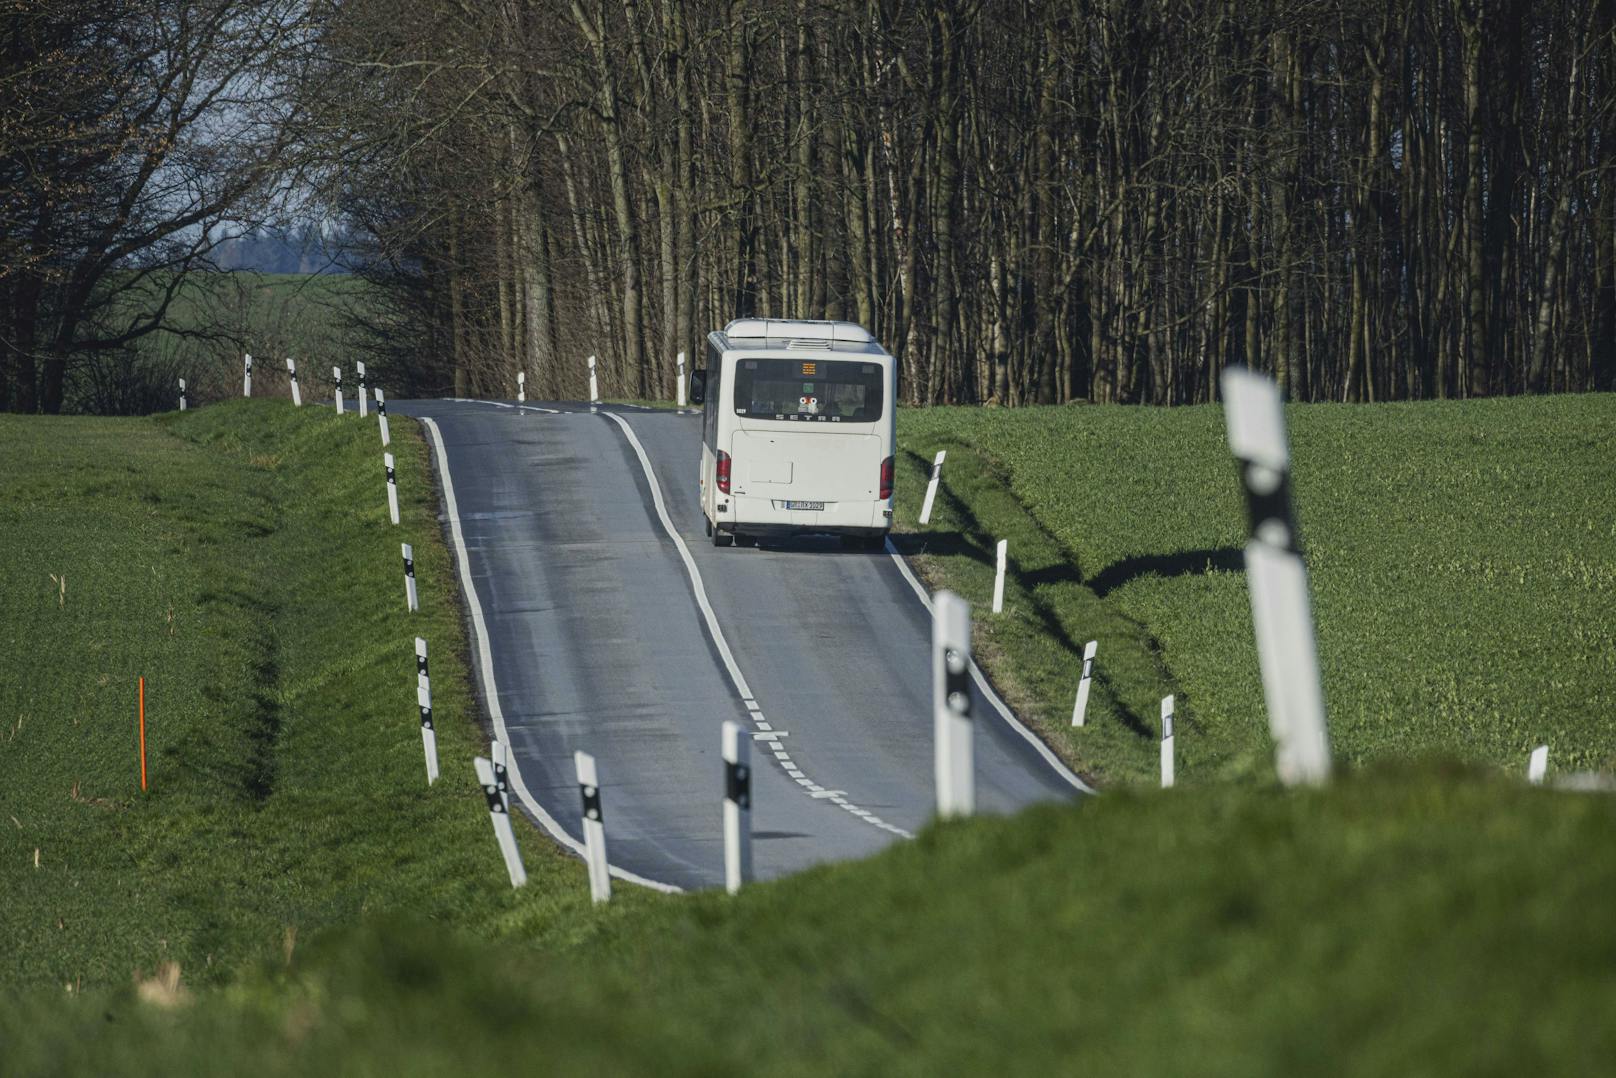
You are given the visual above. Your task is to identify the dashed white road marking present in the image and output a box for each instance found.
[884,538,1097,796]
[600,410,914,839]
[420,415,682,893]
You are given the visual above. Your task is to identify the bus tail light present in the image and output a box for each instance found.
[717,450,732,494]
[879,455,894,500]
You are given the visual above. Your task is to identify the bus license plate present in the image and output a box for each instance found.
[783,500,825,511]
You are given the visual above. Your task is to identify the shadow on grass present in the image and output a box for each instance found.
[895,448,1154,739]
[1088,548,1244,598]
[892,528,993,568]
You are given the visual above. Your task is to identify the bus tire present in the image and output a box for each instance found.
[712,528,734,548]
[735,533,758,548]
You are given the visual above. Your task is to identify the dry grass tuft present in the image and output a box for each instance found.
[136,962,189,1008]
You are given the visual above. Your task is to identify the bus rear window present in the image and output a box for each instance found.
[732,358,884,423]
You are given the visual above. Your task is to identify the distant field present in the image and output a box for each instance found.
[72,272,380,413]
[0,402,609,990]
[894,395,1616,784]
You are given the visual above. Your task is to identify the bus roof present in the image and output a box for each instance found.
[715,319,889,357]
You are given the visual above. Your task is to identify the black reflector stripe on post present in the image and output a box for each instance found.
[481,780,506,815]
[1239,462,1299,554]
[580,783,603,822]
[944,647,971,719]
[726,760,751,810]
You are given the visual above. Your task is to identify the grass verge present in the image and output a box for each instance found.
[0,401,644,993]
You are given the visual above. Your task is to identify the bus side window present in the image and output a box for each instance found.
[703,361,719,446]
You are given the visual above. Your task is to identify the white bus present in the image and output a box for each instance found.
[690,319,895,549]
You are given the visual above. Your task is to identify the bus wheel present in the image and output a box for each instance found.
[704,517,713,537]
[735,533,757,548]
[713,529,734,548]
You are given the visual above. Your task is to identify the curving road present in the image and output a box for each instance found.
[391,398,1086,891]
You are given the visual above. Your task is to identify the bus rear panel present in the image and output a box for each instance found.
[697,320,895,547]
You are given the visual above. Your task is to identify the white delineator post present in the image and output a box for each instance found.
[919,450,947,525]
[356,361,368,418]
[676,351,687,408]
[475,756,527,887]
[1072,639,1098,726]
[384,451,400,525]
[178,378,187,411]
[401,542,418,611]
[1528,745,1549,785]
[722,720,753,895]
[933,590,975,819]
[417,681,438,783]
[517,370,525,404]
[286,358,301,406]
[1222,366,1331,786]
[375,388,390,447]
[587,354,599,406]
[575,751,611,903]
[1160,695,1176,788]
[992,539,1008,614]
[333,367,344,414]
[415,637,436,783]
[243,353,253,398]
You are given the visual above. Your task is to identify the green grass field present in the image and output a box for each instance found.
[893,395,1616,786]
[4,396,1615,1073]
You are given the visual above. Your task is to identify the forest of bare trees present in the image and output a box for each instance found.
[5,1,1615,411]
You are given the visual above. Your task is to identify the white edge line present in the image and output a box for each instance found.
[884,538,1098,796]
[600,410,915,840]
[420,415,683,893]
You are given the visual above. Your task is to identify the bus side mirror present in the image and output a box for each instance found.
[689,370,706,405]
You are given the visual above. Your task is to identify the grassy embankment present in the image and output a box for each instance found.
[892,395,1616,786]
[7,771,1616,1073]
[0,402,627,993]
[3,396,1615,1073]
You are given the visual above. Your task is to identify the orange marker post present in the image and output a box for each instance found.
[138,677,147,792]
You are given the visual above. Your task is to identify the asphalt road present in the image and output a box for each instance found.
[391,398,1085,891]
